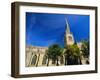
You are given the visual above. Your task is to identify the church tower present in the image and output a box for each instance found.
[65,19,74,46]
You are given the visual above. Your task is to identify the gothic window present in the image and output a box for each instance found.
[31,55,37,65]
[42,55,47,65]
[68,36,72,41]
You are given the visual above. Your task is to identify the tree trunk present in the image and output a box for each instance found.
[79,57,82,64]
[65,56,67,65]
[47,58,49,66]
[56,58,59,66]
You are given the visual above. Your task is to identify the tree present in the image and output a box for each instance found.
[47,44,63,66]
[64,44,81,65]
[81,40,89,58]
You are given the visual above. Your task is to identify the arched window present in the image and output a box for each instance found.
[42,55,47,65]
[31,55,37,65]
[68,36,72,41]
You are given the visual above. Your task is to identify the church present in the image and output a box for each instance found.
[25,19,83,67]
[64,19,74,46]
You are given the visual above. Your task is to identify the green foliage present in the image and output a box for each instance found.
[81,40,89,57]
[64,44,80,57]
[47,44,62,58]
[64,44,81,65]
[47,44,63,66]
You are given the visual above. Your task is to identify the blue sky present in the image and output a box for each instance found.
[26,12,90,47]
